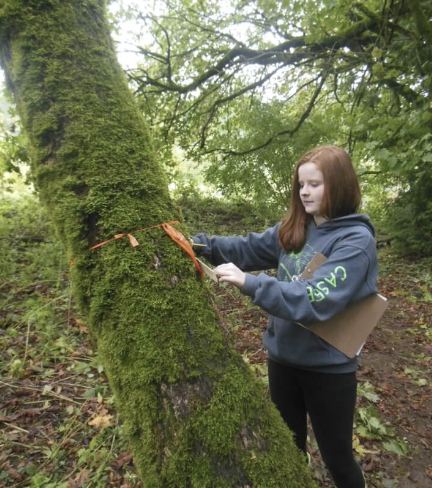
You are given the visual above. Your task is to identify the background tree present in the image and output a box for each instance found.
[0,1,316,486]
[125,0,432,254]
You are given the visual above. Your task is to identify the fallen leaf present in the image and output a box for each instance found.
[112,451,133,469]
[7,468,24,481]
[67,469,90,488]
[88,414,113,429]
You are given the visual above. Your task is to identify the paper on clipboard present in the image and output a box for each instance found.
[196,258,219,283]
[297,253,388,358]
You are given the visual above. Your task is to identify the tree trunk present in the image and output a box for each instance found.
[0,1,316,486]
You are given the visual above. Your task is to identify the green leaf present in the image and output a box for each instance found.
[84,388,96,399]
[383,438,410,456]
[357,381,380,403]
[25,464,38,476]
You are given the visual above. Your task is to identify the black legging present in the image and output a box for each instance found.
[268,358,365,488]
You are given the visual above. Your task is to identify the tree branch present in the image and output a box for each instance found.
[203,68,330,158]
[129,12,384,95]
[199,64,289,149]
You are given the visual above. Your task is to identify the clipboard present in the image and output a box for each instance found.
[196,258,219,283]
[297,253,388,358]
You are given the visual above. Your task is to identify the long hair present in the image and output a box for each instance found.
[278,145,361,253]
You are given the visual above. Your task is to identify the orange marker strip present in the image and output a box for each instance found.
[89,221,181,250]
[88,220,205,277]
[161,223,205,277]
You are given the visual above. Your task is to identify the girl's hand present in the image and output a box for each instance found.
[214,263,246,289]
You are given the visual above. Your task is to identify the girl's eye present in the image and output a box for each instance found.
[299,183,319,188]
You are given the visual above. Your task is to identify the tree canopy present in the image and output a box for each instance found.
[118,0,432,254]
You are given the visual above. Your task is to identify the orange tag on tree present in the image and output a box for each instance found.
[161,223,205,277]
[127,234,140,247]
[84,220,204,278]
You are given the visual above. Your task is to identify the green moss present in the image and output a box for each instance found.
[0,1,317,486]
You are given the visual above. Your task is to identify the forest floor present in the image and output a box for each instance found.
[1,225,432,488]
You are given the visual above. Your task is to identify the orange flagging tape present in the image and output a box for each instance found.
[89,220,181,250]
[161,223,204,277]
[86,220,204,278]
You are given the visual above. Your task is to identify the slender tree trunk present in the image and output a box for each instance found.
[0,1,316,486]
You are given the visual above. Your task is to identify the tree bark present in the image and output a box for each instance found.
[0,1,316,486]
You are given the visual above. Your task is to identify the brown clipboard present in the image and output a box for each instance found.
[196,258,219,283]
[297,253,388,358]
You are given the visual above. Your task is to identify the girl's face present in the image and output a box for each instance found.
[298,162,326,224]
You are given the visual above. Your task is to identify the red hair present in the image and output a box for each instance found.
[278,145,361,252]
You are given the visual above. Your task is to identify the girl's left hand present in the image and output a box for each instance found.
[214,263,246,289]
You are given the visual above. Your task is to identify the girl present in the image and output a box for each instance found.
[192,146,375,488]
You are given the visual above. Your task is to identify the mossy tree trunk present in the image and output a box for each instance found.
[0,1,316,486]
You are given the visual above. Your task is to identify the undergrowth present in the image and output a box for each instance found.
[0,196,140,488]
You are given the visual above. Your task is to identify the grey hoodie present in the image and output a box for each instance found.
[193,214,378,373]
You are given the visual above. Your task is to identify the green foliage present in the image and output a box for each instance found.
[0,196,141,487]
[382,438,410,457]
[357,406,394,440]
[0,88,31,195]
[384,179,432,256]
[119,0,432,256]
[0,195,64,287]
[201,98,334,210]
[173,182,282,236]
[354,379,412,460]
[0,106,29,173]
[403,366,428,387]
[357,380,380,404]
[0,196,70,380]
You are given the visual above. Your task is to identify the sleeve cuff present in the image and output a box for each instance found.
[241,273,259,297]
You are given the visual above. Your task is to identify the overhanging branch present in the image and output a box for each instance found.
[202,68,330,159]
[128,12,384,95]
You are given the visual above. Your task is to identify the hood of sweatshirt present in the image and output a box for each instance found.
[314,213,375,237]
